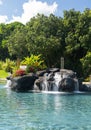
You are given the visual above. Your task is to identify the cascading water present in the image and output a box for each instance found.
[52,72,62,91]
[40,70,81,93]
[4,80,11,88]
[73,78,83,93]
[41,79,48,91]
[41,72,62,92]
[74,78,79,91]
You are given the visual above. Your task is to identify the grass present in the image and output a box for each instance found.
[0,70,9,79]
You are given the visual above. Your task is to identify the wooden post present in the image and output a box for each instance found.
[61,57,64,69]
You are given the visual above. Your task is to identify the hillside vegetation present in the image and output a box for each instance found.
[0,9,91,79]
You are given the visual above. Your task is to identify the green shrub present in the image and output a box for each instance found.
[21,54,47,73]
[26,65,35,73]
[0,61,4,70]
[84,76,91,82]
[0,70,9,78]
[3,59,15,73]
[80,51,91,78]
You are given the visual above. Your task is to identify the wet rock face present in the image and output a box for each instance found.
[59,78,75,92]
[10,75,38,92]
[7,68,78,92]
[79,84,91,92]
[34,77,49,91]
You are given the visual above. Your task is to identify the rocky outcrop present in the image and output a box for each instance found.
[79,83,91,92]
[9,74,38,92]
[6,68,79,92]
[59,77,75,92]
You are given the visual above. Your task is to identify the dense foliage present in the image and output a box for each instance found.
[0,9,91,79]
[21,54,47,73]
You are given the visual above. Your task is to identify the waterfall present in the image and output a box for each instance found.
[5,68,86,93]
[4,80,11,88]
[41,79,48,91]
[52,84,58,91]
[41,72,62,91]
[74,78,79,91]
[52,72,62,91]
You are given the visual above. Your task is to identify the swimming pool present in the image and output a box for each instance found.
[0,84,91,130]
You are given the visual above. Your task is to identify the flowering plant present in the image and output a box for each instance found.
[26,66,35,73]
[14,69,26,77]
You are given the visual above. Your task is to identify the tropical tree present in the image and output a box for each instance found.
[63,9,91,77]
[0,9,91,79]
[26,14,62,67]
[80,51,91,78]
[6,26,29,59]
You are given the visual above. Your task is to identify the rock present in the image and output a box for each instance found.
[34,77,49,91]
[36,68,60,76]
[59,77,75,92]
[10,75,38,92]
[7,68,80,93]
[60,69,76,78]
[79,84,91,92]
[36,70,46,76]
[46,68,60,73]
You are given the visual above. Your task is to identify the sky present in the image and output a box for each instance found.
[0,0,91,24]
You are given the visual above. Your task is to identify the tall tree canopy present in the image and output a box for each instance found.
[26,14,62,66]
[0,9,91,78]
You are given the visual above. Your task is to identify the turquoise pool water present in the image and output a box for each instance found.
[0,84,91,130]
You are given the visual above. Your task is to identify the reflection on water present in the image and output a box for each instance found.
[0,84,91,129]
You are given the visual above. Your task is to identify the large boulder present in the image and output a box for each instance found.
[9,74,38,92]
[34,77,49,91]
[60,69,76,79]
[59,77,75,92]
[79,84,91,92]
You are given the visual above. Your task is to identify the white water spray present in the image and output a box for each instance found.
[4,80,11,88]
